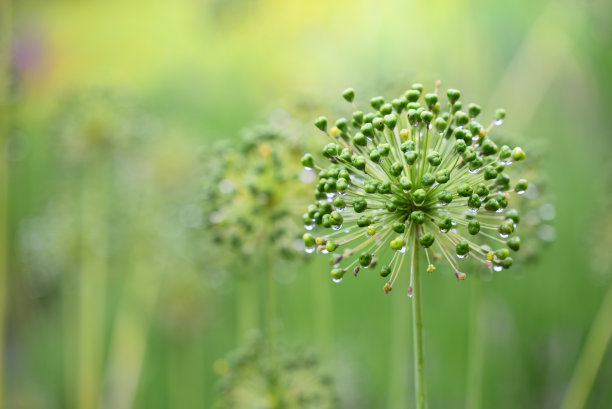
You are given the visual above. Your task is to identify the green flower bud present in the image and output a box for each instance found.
[485,198,500,212]
[458,183,473,197]
[392,97,407,113]
[364,181,377,194]
[420,110,434,124]
[452,101,463,113]
[366,225,376,236]
[421,173,435,187]
[456,241,470,256]
[322,143,339,158]
[336,118,349,133]
[390,236,405,251]
[413,189,427,205]
[469,155,484,171]
[303,233,316,248]
[326,241,338,252]
[495,248,510,260]
[370,96,385,110]
[391,162,404,177]
[499,219,514,235]
[512,147,526,161]
[405,151,418,165]
[321,214,332,228]
[352,155,366,170]
[378,143,390,157]
[507,236,521,251]
[357,215,372,227]
[359,253,373,267]
[330,211,343,226]
[301,153,314,168]
[400,177,413,190]
[454,139,467,153]
[435,170,450,184]
[474,183,489,197]
[505,209,520,224]
[353,198,367,213]
[331,268,345,280]
[363,112,376,123]
[468,220,480,235]
[454,111,469,126]
[468,194,481,210]
[380,103,393,115]
[405,89,420,102]
[501,257,513,269]
[468,103,481,118]
[401,140,415,152]
[318,200,332,215]
[480,138,498,156]
[336,178,348,192]
[411,210,426,224]
[377,181,392,194]
[385,200,397,212]
[342,88,355,103]
[434,117,448,132]
[384,114,398,129]
[419,233,435,248]
[353,110,364,125]
[496,173,510,187]
[495,108,506,120]
[314,116,327,132]
[438,216,453,231]
[515,178,528,193]
[369,149,381,162]
[333,195,346,208]
[380,266,392,277]
[484,166,498,180]
[340,148,352,162]
[463,147,477,162]
[424,93,439,109]
[393,222,406,233]
[372,117,384,131]
[361,123,374,137]
[427,152,441,166]
[411,83,424,92]
[307,204,318,218]
[447,89,461,104]
[438,190,453,205]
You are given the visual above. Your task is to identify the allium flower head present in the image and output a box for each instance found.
[204,126,313,260]
[215,335,338,409]
[301,82,531,294]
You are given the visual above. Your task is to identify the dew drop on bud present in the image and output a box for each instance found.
[493,265,503,272]
[304,224,314,231]
[332,277,343,283]
[305,246,315,254]
[407,286,414,298]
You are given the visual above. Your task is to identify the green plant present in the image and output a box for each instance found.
[301,82,532,408]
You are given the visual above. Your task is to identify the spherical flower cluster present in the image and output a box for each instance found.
[301,83,530,294]
[215,335,338,409]
[204,126,313,260]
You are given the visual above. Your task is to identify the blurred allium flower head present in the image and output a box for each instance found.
[204,126,314,260]
[301,82,532,294]
[215,334,338,409]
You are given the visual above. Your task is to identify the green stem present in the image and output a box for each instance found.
[0,1,11,404]
[388,289,409,409]
[237,275,259,341]
[466,278,485,409]
[412,246,428,409]
[312,269,333,359]
[560,281,612,409]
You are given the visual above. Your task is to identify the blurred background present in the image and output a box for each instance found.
[2,0,612,408]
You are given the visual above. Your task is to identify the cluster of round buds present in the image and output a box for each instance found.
[203,126,314,260]
[215,334,338,409]
[301,82,531,294]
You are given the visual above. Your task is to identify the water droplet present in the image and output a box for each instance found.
[468,168,479,174]
[499,232,509,239]
[300,169,316,183]
[407,286,414,298]
[468,208,478,214]
[516,189,526,195]
[321,249,329,254]
[326,193,335,199]
[493,265,503,272]
[344,229,351,234]
[494,119,504,126]
[336,206,345,212]
[538,225,556,242]
[305,247,315,254]
[332,224,342,231]
[304,224,314,231]
[457,254,468,259]
[496,208,504,213]
[539,203,555,221]
[399,246,407,254]
[332,277,343,283]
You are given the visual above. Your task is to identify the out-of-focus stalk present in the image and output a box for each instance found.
[0,0,11,405]
[466,279,485,409]
[388,289,409,409]
[560,282,612,409]
[77,159,109,409]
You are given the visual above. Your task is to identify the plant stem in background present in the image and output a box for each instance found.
[560,282,612,409]
[236,276,259,341]
[77,160,109,409]
[466,278,485,409]
[312,270,333,361]
[412,244,427,409]
[100,190,161,409]
[388,289,409,409]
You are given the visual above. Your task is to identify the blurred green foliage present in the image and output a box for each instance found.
[3,0,612,408]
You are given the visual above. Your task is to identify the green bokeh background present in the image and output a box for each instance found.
[3,0,612,408]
